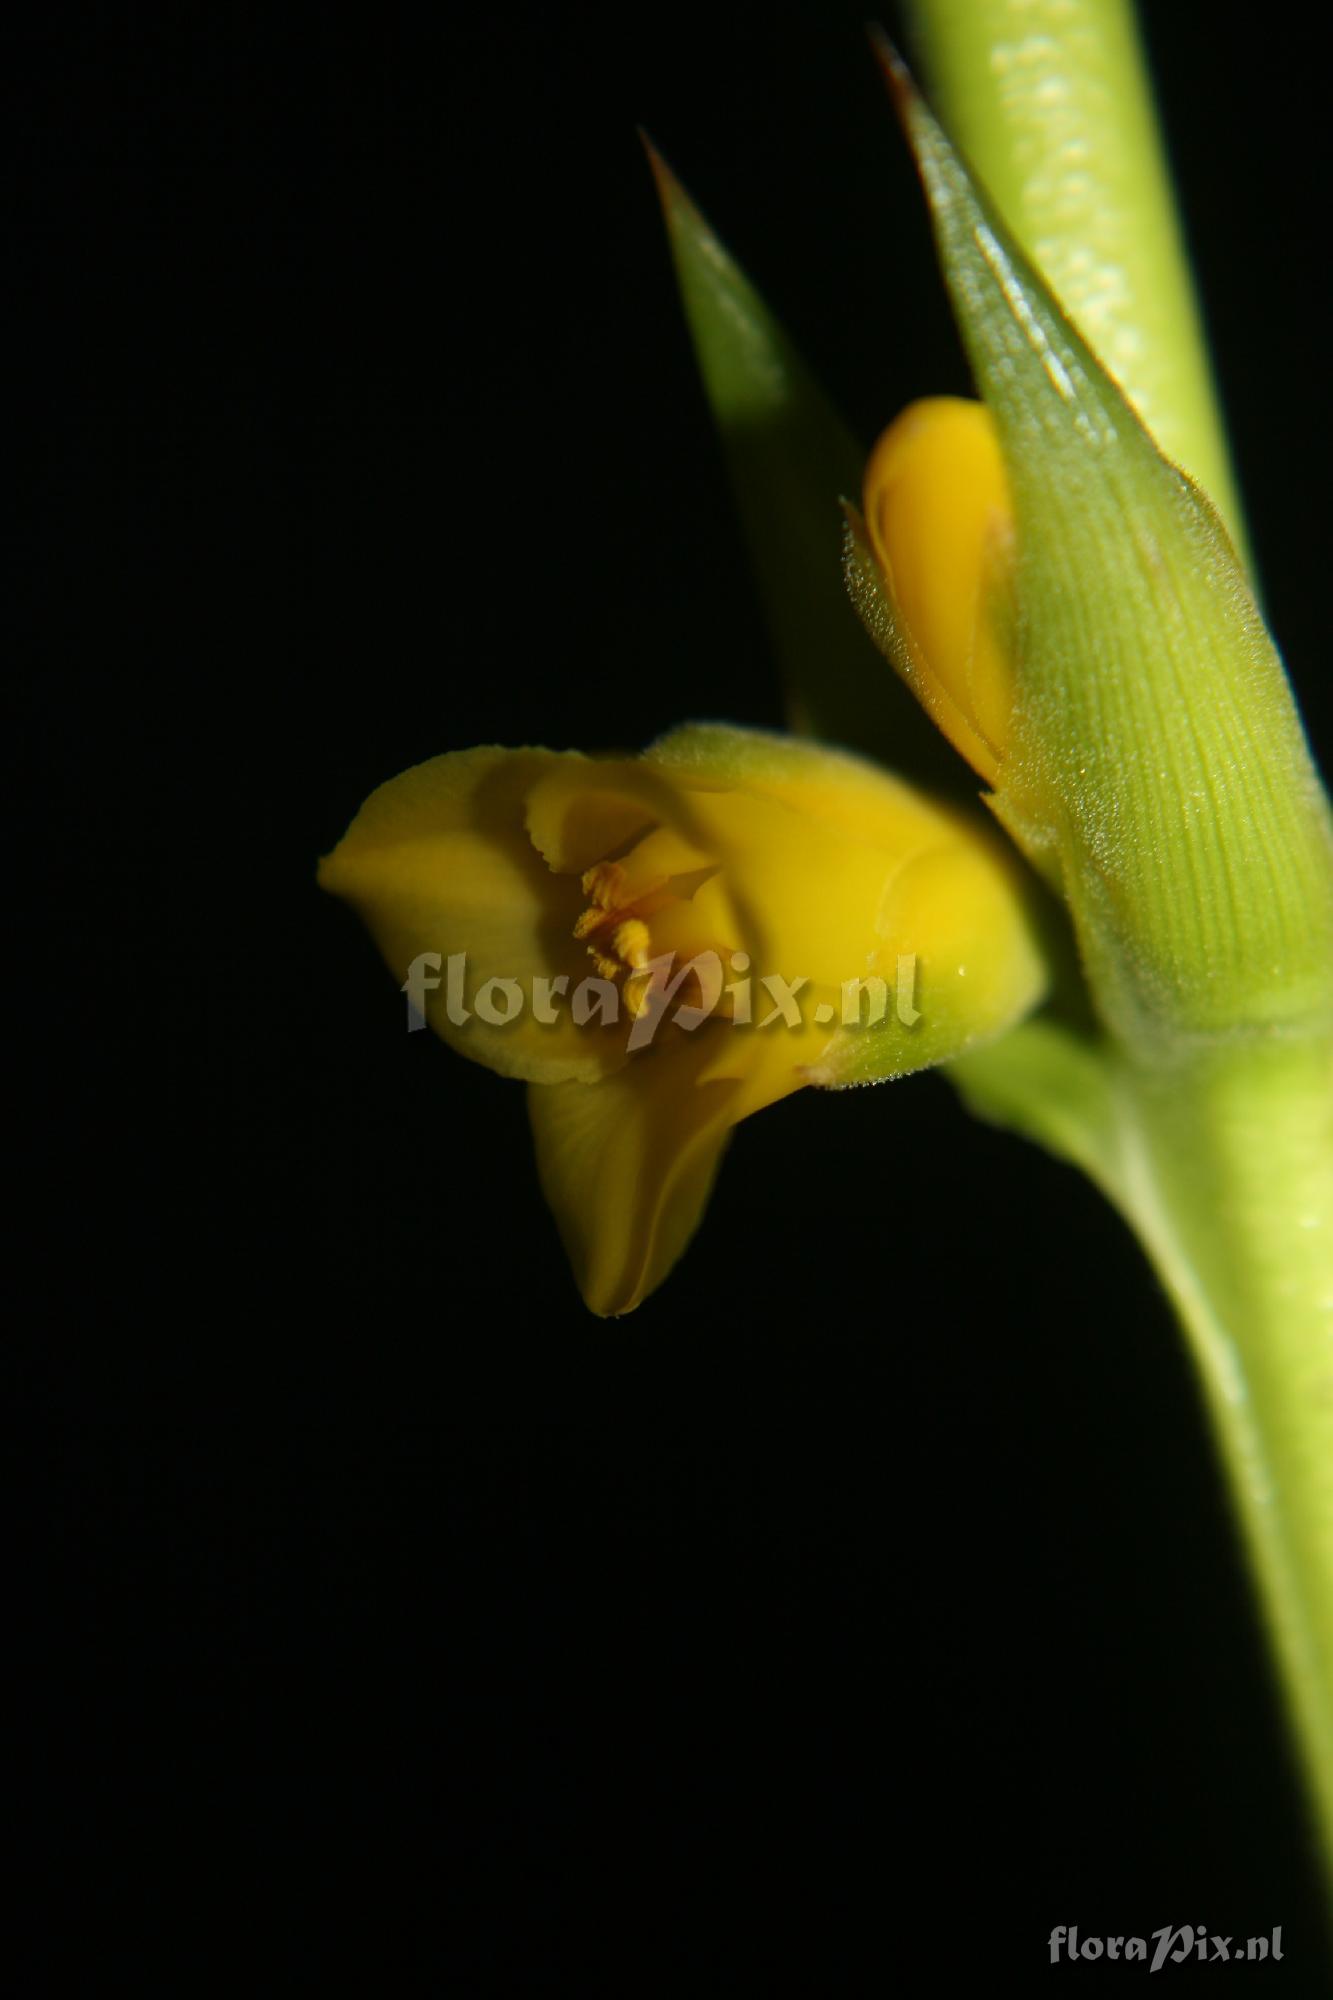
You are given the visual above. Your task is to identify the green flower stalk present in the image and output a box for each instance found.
[883,4,1333,1883]
[653,0,1333,1889]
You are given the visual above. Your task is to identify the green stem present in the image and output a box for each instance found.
[906,0,1247,552]
[910,0,1332,1882]
[1114,1039,1333,1871]
[955,1021,1333,1880]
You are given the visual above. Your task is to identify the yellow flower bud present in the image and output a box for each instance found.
[860,396,1016,784]
[319,723,1045,1315]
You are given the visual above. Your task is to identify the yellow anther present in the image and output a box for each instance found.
[622,973,653,1019]
[611,919,653,971]
[587,948,623,981]
[580,860,627,909]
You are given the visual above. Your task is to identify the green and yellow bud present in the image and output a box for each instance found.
[860,395,1015,785]
[847,63,1333,1051]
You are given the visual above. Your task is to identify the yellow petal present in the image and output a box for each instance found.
[646,722,952,851]
[528,1025,803,1317]
[523,758,675,874]
[862,397,1015,782]
[881,833,1047,1043]
[318,748,626,1084]
[646,726,959,980]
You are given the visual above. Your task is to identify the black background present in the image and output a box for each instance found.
[14,2,1332,1984]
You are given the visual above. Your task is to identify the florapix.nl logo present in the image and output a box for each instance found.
[1049,1925,1284,1970]
[402,948,925,1052]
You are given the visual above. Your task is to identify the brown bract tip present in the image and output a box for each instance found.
[866,23,919,130]
[638,128,691,218]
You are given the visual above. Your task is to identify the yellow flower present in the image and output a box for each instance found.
[860,396,1016,785]
[319,722,1046,1316]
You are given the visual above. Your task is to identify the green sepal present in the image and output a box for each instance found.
[647,138,969,793]
[947,1017,1124,1204]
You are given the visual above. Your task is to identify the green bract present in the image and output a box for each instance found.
[874,54,1333,1051]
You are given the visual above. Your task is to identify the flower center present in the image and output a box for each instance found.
[573,863,662,979]
[571,830,729,1006]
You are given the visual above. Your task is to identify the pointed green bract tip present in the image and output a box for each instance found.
[647,130,975,786]
[639,129,690,226]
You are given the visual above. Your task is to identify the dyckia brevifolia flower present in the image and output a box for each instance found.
[320,723,1045,1314]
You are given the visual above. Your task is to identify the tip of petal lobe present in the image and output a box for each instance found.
[528,1060,742,1318]
[528,1020,813,1318]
